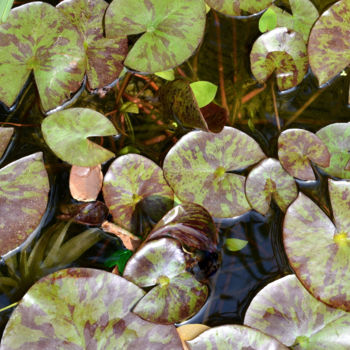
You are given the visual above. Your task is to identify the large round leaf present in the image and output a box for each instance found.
[0,152,49,256]
[244,274,350,349]
[42,108,117,166]
[103,154,174,233]
[0,127,14,158]
[163,126,266,218]
[308,0,350,86]
[0,268,183,349]
[0,2,85,111]
[250,27,308,91]
[105,0,206,73]
[283,179,350,311]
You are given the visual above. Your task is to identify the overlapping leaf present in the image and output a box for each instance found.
[278,129,330,180]
[250,27,308,91]
[57,0,127,90]
[42,108,117,166]
[309,0,350,86]
[244,274,350,349]
[103,154,174,234]
[0,2,85,111]
[0,152,49,256]
[105,0,206,73]
[0,127,14,158]
[163,127,266,218]
[0,268,183,349]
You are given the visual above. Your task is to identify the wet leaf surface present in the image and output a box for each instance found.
[0,152,49,256]
[72,201,109,226]
[163,127,266,218]
[250,27,308,91]
[105,0,206,73]
[42,108,117,166]
[244,274,350,349]
[0,127,14,158]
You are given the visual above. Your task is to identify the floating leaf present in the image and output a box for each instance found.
[103,153,174,234]
[244,274,350,349]
[0,127,14,158]
[163,127,266,218]
[105,0,206,73]
[0,152,49,256]
[42,108,117,166]
[0,268,183,349]
[155,70,175,81]
[259,7,277,33]
[245,158,298,215]
[0,2,85,111]
[308,0,350,86]
[250,27,308,91]
[190,81,218,108]
[278,129,330,181]
[225,238,248,252]
[57,0,127,90]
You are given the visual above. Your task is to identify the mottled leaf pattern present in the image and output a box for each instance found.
[105,0,206,73]
[0,127,14,158]
[103,154,174,233]
[0,2,85,111]
[0,268,183,349]
[245,158,297,215]
[309,0,350,86]
[42,108,117,166]
[244,274,350,349]
[163,127,266,218]
[250,27,308,91]
[278,129,330,180]
[0,152,49,256]
[205,0,273,16]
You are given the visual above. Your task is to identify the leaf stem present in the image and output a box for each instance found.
[271,80,281,131]
[0,301,18,313]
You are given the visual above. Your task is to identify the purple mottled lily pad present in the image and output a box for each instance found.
[0,127,14,158]
[186,325,288,349]
[0,2,85,111]
[278,129,330,181]
[42,108,117,167]
[309,0,350,86]
[250,27,308,91]
[105,0,206,73]
[163,127,266,218]
[57,0,127,90]
[0,152,49,256]
[0,268,183,349]
[283,179,350,311]
[245,158,297,215]
[244,274,350,348]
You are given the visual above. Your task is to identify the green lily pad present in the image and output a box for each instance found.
[283,179,350,311]
[316,123,350,179]
[0,268,183,349]
[57,0,128,90]
[186,325,288,349]
[0,152,49,256]
[244,274,350,349]
[0,127,14,158]
[245,158,297,215]
[278,129,330,181]
[124,238,208,324]
[103,154,174,234]
[42,108,117,166]
[163,127,266,218]
[308,0,350,86]
[250,27,308,91]
[105,0,206,73]
[0,2,85,111]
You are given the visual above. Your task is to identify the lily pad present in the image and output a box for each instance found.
[103,153,174,234]
[57,0,128,90]
[283,179,350,311]
[250,27,308,91]
[308,0,350,86]
[0,127,14,158]
[0,2,85,111]
[105,0,206,73]
[186,325,288,349]
[278,129,330,181]
[42,108,117,167]
[244,274,350,349]
[163,126,266,218]
[0,152,49,256]
[0,268,183,349]
[245,158,297,215]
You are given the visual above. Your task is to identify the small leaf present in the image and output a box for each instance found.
[177,324,210,350]
[259,7,277,33]
[120,101,139,114]
[0,127,14,158]
[155,70,175,81]
[225,238,248,252]
[190,81,218,108]
[104,249,133,272]
[0,0,13,23]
